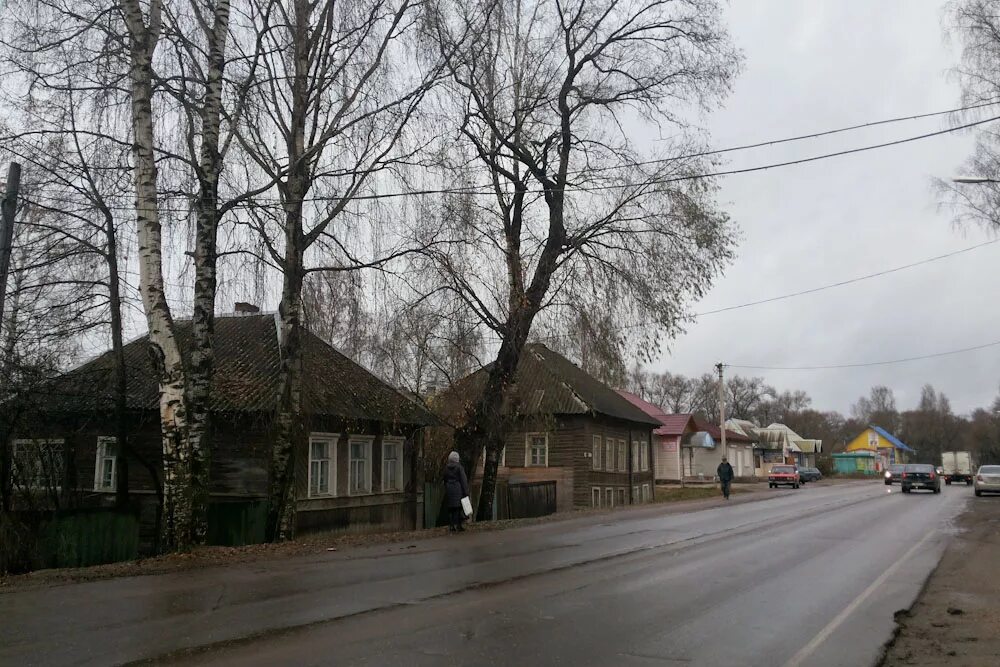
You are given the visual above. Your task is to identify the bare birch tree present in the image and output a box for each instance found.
[423,0,740,518]
[233,0,446,540]
[941,1,1000,226]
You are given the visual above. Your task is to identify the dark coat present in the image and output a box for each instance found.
[444,461,470,508]
[717,461,735,482]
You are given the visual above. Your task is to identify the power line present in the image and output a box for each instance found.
[727,339,1000,371]
[636,99,1000,165]
[528,236,1000,344]
[19,110,1000,212]
[695,237,1000,316]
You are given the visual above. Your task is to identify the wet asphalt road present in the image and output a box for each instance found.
[0,481,970,666]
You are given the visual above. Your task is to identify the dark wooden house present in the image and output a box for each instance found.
[437,344,661,515]
[7,312,435,542]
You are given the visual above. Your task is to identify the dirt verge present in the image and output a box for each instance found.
[880,495,1000,666]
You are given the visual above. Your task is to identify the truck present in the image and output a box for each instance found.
[941,451,974,486]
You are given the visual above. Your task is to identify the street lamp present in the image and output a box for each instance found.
[952,177,1000,184]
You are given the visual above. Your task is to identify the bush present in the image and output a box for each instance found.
[0,513,42,574]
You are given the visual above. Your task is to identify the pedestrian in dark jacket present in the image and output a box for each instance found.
[717,457,735,500]
[444,451,470,532]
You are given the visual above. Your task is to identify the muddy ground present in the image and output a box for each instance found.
[881,494,1000,666]
[1,480,796,591]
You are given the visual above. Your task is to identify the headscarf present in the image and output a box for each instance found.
[448,451,460,464]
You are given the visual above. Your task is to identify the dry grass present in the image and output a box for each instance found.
[654,486,733,503]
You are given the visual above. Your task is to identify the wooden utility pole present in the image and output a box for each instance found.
[0,163,22,329]
[716,362,727,461]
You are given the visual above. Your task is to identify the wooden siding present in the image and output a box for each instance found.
[654,434,682,482]
[13,410,422,535]
[506,466,574,513]
[497,414,655,509]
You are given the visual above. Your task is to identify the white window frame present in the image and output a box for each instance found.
[592,486,601,507]
[592,435,602,471]
[616,487,627,506]
[308,433,338,498]
[633,485,640,501]
[482,445,507,468]
[11,439,65,491]
[631,442,639,471]
[605,487,614,507]
[604,437,614,472]
[94,436,118,492]
[348,435,374,495]
[642,483,651,502]
[639,440,649,472]
[525,433,549,467]
[381,437,405,493]
[618,439,627,473]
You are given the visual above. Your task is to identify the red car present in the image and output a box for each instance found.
[768,464,801,489]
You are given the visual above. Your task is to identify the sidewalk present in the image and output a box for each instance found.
[0,478,858,591]
[880,495,1000,666]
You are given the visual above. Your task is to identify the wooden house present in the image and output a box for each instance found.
[6,311,435,544]
[437,344,661,514]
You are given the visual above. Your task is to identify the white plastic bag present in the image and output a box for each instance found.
[461,496,473,518]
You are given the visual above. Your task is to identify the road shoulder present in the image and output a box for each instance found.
[880,494,1000,666]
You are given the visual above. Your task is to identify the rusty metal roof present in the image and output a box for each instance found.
[616,391,698,436]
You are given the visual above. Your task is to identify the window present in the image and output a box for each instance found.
[481,446,507,468]
[526,433,548,466]
[592,435,602,471]
[618,439,626,472]
[308,434,337,497]
[605,487,614,507]
[382,438,404,493]
[12,439,64,490]
[349,436,373,494]
[94,437,117,492]
[642,484,651,502]
[631,442,639,471]
[592,486,601,507]
[637,440,649,472]
[632,485,640,500]
[605,437,615,472]
[616,488,627,506]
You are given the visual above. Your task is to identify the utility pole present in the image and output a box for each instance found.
[0,163,22,328]
[716,362,727,462]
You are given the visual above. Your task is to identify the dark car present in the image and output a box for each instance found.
[884,463,905,486]
[901,464,941,494]
[798,467,822,482]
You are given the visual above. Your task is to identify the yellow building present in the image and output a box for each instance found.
[845,426,914,471]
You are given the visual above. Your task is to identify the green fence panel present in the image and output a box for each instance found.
[424,484,445,528]
[207,501,268,546]
[39,511,139,568]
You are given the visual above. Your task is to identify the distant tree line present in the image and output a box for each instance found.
[624,369,1000,467]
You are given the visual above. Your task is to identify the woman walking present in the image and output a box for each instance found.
[443,451,470,532]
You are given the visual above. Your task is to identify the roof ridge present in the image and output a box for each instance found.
[528,346,591,414]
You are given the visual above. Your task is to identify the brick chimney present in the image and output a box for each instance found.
[234,302,260,316]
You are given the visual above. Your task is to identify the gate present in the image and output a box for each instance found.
[506,481,556,519]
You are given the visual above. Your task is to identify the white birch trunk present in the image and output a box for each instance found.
[123,0,192,551]
[187,0,232,545]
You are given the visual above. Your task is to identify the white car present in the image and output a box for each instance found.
[974,465,1000,497]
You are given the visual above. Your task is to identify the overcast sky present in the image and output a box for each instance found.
[649,0,1000,416]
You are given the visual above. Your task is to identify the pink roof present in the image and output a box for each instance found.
[616,390,696,436]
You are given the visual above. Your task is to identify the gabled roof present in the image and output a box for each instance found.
[35,314,433,425]
[616,391,697,436]
[872,426,915,453]
[725,419,759,439]
[692,417,754,444]
[440,344,661,426]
